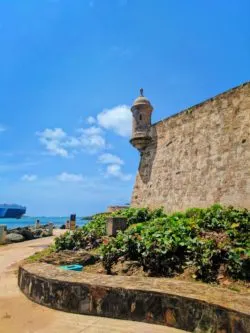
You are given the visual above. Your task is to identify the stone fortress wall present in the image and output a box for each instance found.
[131,82,250,212]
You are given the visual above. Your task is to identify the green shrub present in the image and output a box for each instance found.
[101,205,250,282]
[113,207,150,225]
[54,213,108,251]
[112,206,167,226]
[54,205,249,283]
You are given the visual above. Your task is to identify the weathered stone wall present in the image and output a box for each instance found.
[107,206,128,213]
[131,83,250,212]
[18,263,250,332]
[106,217,128,236]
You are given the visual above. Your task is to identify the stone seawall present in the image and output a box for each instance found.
[131,82,250,212]
[18,263,250,333]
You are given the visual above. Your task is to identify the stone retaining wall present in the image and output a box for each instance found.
[18,263,250,333]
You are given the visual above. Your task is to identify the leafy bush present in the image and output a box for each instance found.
[113,207,151,225]
[113,206,166,226]
[54,205,249,283]
[101,205,250,282]
[54,213,108,251]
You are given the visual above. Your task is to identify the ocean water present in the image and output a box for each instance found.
[0,216,89,230]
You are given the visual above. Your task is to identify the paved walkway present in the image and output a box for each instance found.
[0,232,185,333]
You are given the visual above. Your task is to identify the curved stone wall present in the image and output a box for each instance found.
[18,263,250,333]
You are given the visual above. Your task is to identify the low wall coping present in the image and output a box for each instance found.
[19,263,250,316]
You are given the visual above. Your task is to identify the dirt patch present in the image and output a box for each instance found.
[84,261,250,294]
[199,230,230,244]
[84,259,147,277]
[36,250,250,294]
[32,249,99,266]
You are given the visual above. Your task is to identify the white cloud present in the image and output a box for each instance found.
[63,137,81,148]
[36,128,69,157]
[106,164,132,181]
[44,141,68,157]
[37,126,107,156]
[77,126,107,153]
[57,172,84,182]
[37,103,132,158]
[39,128,66,140]
[98,153,131,182]
[99,153,124,165]
[80,126,103,136]
[0,124,6,133]
[21,174,37,182]
[86,116,96,125]
[97,105,131,137]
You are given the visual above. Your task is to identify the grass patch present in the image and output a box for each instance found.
[228,285,241,292]
[27,246,55,263]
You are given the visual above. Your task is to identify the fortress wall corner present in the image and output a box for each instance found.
[131,83,250,212]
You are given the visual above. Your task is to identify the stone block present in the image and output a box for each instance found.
[6,233,25,243]
[70,220,76,230]
[0,225,7,244]
[106,217,128,236]
[48,223,53,236]
[70,214,76,230]
[35,220,40,229]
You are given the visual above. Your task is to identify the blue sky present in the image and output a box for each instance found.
[0,0,249,216]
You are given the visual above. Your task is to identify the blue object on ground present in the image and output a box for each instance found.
[60,264,83,271]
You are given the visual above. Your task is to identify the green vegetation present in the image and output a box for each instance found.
[54,205,250,283]
[102,205,250,281]
[54,213,108,251]
[27,245,55,263]
[81,216,93,220]
[111,207,165,225]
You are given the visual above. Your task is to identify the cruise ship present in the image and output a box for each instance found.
[0,204,26,219]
